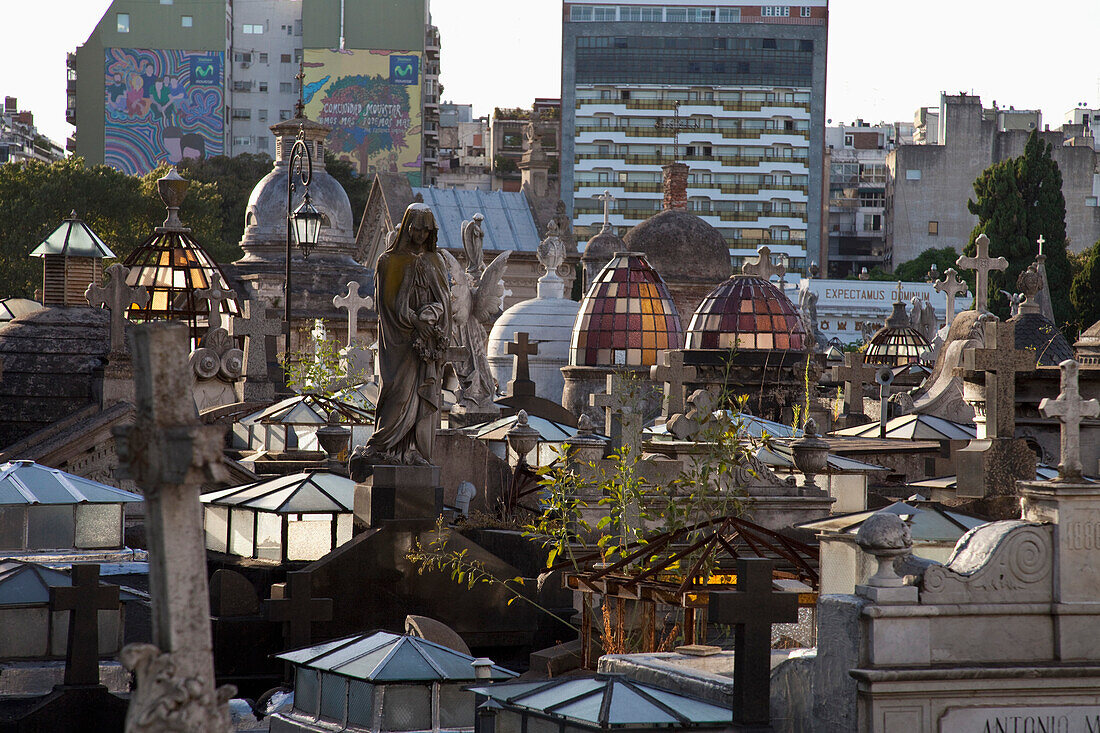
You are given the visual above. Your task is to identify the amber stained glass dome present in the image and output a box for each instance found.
[570,252,683,367]
[686,275,807,351]
[863,301,931,367]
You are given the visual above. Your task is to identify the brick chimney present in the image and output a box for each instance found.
[662,162,689,211]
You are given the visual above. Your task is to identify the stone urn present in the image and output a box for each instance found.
[791,418,829,496]
[506,410,540,465]
[855,512,912,588]
[316,424,351,460]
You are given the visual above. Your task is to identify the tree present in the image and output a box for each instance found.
[178,153,273,263]
[1070,240,1100,334]
[324,152,370,235]
[965,130,1074,326]
[893,247,961,283]
[0,158,221,300]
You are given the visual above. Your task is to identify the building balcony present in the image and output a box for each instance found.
[574,125,810,141]
[575,152,809,166]
[576,98,811,114]
[575,181,808,196]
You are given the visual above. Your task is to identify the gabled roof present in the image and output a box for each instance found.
[0,298,45,322]
[0,461,142,505]
[795,500,987,542]
[0,561,141,606]
[412,187,542,252]
[201,472,354,514]
[465,414,603,443]
[831,414,976,441]
[30,213,115,259]
[276,631,516,682]
[757,443,888,473]
[469,674,732,727]
[240,393,374,426]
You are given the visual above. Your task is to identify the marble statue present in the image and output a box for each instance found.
[798,285,827,351]
[350,203,452,469]
[442,212,511,411]
[908,296,939,344]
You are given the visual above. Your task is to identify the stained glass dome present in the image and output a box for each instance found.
[864,301,931,367]
[686,275,807,351]
[570,252,683,367]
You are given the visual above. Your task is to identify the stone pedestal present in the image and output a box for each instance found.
[955,437,1036,499]
[447,406,500,429]
[354,465,443,528]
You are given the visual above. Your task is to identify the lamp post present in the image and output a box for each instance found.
[284,126,323,354]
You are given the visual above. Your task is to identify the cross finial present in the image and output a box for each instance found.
[650,349,698,419]
[1037,234,1046,259]
[934,268,969,327]
[1039,359,1099,482]
[895,281,904,303]
[294,61,306,118]
[49,564,120,687]
[267,570,333,649]
[506,331,539,398]
[956,233,1008,314]
[196,278,234,335]
[831,351,877,417]
[332,281,374,346]
[86,263,149,354]
[589,374,642,457]
[595,190,615,231]
[741,245,786,280]
[961,320,1037,439]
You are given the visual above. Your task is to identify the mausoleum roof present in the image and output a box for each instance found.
[412,187,541,252]
[864,301,931,367]
[0,561,141,606]
[30,212,115,259]
[569,252,683,367]
[0,461,142,506]
[201,471,355,514]
[1013,311,1072,367]
[582,226,625,263]
[622,209,730,284]
[686,274,807,351]
[277,631,516,682]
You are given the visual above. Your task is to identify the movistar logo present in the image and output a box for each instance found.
[194,64,215,77]
[190,54,221,85]
[393,63,413,77]
[389,55,418,85]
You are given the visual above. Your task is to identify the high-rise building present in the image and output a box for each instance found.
[69,0,437,184]
[561,0,828,273]
[1,97,65,164]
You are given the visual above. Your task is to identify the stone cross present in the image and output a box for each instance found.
[590,374,643,458]
[85,263,149,354]
[230,299,283,402]
[506,331,539,398]
[650,349,697,419]
[831,352,877,418]
[957,233,1008,314]
[596,190,615,230]
[49,563,120,687]
[332,281,374,347]
[196,278,235,334]
[1037,234,1045,257]
[741,245,786,281]
[1039,359,1099,482]
[934,268,969,328]
[113,322,234,729]
[961,320,1037,439]
[267,571,333,649]
[699,558,799,726]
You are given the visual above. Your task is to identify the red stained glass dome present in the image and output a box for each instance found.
[686,275,807,351]
[570,252,684,367]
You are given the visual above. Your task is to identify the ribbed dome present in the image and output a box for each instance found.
[1015,312,1071,366]
[622,209,730,283]
[570,252,683,367]
[686,275,807,351]
[865,301,931,367]
[582,226,624,263]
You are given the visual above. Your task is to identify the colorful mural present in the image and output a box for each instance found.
[303,49,422,184]
[104,49,224,175]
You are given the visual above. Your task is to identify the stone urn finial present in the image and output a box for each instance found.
[157,167,190,232]
[791,417,829,495]
[506,410,540,464]
[856,512,912,588]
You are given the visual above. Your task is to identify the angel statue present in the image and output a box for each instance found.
[442,213,511,412]
[348,203,452,478]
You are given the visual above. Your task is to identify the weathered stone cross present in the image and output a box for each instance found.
[1037,234,1046,257]
[332,281,374,347]
[230,299,284,402]
[113,322,234,728]
[934,267,969,328]
[1039,359,1099,482]
[697,558,799,726]
[590,374,643,458]
[831,351,877,418]
[85,263,149,354]
[961,320,1036,439]
[595,190,615,230]
[741,245,786,280]
[506,331,539,398]
[49,563,120,687]
[267,570,334,649]
[196,278,235,334]
[957,233,1008,314]
[650,349,697,419]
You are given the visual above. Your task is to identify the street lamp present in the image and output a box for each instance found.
[284,126,323,353]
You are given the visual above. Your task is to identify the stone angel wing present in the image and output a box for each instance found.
[440,249,472,329]
[472,251,511,324]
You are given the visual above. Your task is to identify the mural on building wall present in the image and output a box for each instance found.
[303,49,422,185]
[104,48,224,175]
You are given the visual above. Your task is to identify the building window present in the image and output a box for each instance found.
[905,169,922,181]
[258,109,268,121]
[232,136,251,147]
[160,0,173,4]
[256,136,268,151]
[801,6,812,16]
[116,13,130,32]
[717,8,741,22]
[570,6,592,21]
[279,109,292,121]
[928,221,939,235]
[294,49,302,63]
[620,6,662,21]
[1087,196,1099,207]
[280,82,293,93]
[592,6,616,21]
[243,24,264,34]
[280,54,292,63]
[843,134,853,146]
[231,108,251,120]
[259,52,268,63]
[258,81,268,92]
[181,15,192,27]
[761,6,791,17]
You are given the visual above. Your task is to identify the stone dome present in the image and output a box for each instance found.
[686,274,807,351]
[582,227,624,265]
[621,209,730,284]
[569,252,683,367]
[236,117,357,264]
[865,301,931,367]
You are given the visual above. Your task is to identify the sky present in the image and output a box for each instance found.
[8,0,1100,147]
